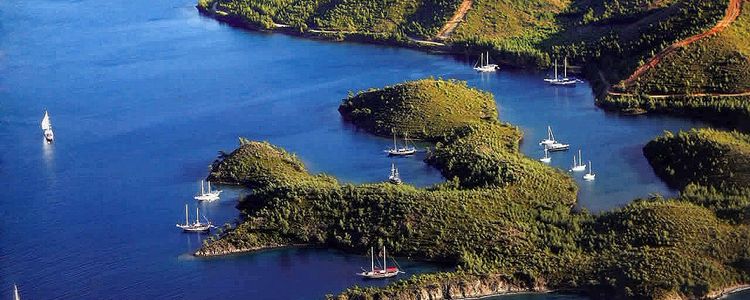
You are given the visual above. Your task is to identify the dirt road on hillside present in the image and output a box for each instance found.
[618,0,743,89]
[436,0,472,40]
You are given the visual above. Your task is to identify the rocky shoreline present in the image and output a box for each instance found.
[709,284,750,299]
[195,5,455,55]
[332,274,552,300]
[194,241,307,257]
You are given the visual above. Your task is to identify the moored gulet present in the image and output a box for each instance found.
[194,180,222,201]
[570,149,586,172]
[386,133,416,156]
[388,163,402,185]
[176,204,214,232]
[545,57,577,86]
[539,126,557,146]
[583,161,596,181]
[358,246,402,279]
[473,52,499,72]
[539,125,569,151]
[40,110,54,143]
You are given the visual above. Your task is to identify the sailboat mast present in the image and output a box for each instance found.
[549,126,555,141]
[207,181,211,193]
[371,247,375,272]
[564,57,568,78]
[14,284,20,300]
[554,59,558,80]
[393,133,397,150]
[579,149,582,166]
[383,246,387,270]
[547,126,551,140]
[196,207,200,225]
[200,180,205,195]
[185,204,189,225]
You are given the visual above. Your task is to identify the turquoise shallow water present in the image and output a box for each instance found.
[0,0,718,298]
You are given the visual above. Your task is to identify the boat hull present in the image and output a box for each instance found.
[387,149,416,156]
[474,65,499,72]
[358,271,400,279]
[547,145,570,152]
[176,224,212,232]
[194,194,220,201]
[539,140,555,146]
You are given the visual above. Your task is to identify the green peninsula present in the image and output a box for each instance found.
[198,79,750,299]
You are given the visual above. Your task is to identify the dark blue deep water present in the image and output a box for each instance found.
[2,0,740,298]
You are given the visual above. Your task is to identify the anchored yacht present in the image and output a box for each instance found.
[194,180,222,201]
[357,246,402,279]
[176,204,213,232]
[388,163,402,185]
[473,52,499,72]
[41,110,54,143]
[583,161,596,181]
[386,133,416,156]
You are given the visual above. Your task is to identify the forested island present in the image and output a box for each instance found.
[196,0,750,129]
[197,79,750,299]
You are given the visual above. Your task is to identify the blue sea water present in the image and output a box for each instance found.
[0,0,726,298]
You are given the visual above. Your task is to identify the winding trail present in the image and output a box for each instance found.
[617,0,743,90]
[435,0,472,40]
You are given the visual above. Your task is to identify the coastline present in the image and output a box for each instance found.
[195,5,456,55]
[711,284,750,299]
[189,6,750,300]
[194,243,309,257]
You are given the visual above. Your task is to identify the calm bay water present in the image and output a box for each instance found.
[0,0,722,298]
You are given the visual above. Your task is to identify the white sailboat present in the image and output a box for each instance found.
[176,204,214,232]
[13,284,20,300]
[545,58,577,86]
[194,180,222,201]
[539,126,557,146]
[41,110,54,143]
[547,141,570,152]
[386,133,416,156]
[388,163,402,185]
[570,149,586,172]
[539,148,551,163]
[357,246,402,279]
[473,52,499,72]
[583,161,596,181]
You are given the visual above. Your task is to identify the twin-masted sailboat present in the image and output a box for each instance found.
[570,149,586,172]
[583,161,596,181]
[545,58,577,86]
[539,126,569,151]
[194,180,222,201]
[473,52,499,72]
[358,246,402,279]
[41,110,54,143]
[388,163,402,185]
[176,204,214,232]
[386,133,416,156]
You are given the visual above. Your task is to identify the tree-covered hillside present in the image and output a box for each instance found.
[198,79,750,299]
